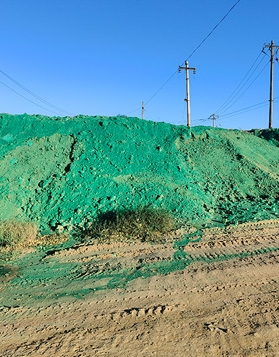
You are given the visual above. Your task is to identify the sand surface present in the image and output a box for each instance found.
[1,220,279,356]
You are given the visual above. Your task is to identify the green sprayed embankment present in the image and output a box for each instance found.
[1,113,279,233]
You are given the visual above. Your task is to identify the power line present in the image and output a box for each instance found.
[0,79,62,115]
[217,59,269,115]
[140,0,241,110]
[0,68,73,115]
[184,0,241,63]
[125,107,142,115]
[192,56,269,125]
[145,71,177,106]
[218,100,268,120]
[193,100,269,124]
[216,51,265,114]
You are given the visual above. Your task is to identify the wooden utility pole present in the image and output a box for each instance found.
[141,101,144,119]
[179,61,196,127]
[264,40,279,128]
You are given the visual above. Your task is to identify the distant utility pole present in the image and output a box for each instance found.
[141,101,144,119]
[179,61,196,127]
[263,40,279,128]
[209,114,219,127]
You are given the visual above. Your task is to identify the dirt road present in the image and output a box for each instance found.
[1,220,279,356]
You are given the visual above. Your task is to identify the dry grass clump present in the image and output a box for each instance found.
[84,207,176,243]
[0,220,68,262]
[0,220,38,249]
[0,220,38,261]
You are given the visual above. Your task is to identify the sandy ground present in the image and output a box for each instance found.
[1,220,279,356]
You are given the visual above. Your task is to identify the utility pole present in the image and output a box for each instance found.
[141,101,144,119]
[209,114,219,127]
[264,40,279,128]
[179,61,196,127]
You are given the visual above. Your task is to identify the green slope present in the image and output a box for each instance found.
[1,114,279,233]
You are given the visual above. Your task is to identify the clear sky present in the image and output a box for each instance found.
[0,0,279,130]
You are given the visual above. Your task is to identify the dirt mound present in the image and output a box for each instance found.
[1,114,279,233]
[1,115,279,356]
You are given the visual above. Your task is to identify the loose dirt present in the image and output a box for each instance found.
[1,114,279,233]
[1,114,279,356]
[1,220,279,356]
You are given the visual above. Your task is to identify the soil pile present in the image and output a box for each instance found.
[1,115,279,356]
[1,113,279,233]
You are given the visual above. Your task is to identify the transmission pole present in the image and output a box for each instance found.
[209,114,219,127]
[264,40,279,128]
[141,101,144,119]
[179,61,196,127]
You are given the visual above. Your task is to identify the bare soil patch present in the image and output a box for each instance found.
[1,220,279,356]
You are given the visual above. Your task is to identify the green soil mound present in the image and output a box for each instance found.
[1,114,279,233]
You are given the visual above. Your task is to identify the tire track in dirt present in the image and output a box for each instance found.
[182,220,279,265]
[65,220,279,294]
[1,220,279,356]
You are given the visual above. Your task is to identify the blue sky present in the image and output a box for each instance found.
[0,0,279,129]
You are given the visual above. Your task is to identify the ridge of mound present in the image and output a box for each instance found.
[1,113,279,233]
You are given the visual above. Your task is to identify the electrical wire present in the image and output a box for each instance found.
[125,107,142,115]
[0,68,73,115]
[191,118,209,124]
[216,51,265,114]
[145,71,178,106]
[193,99,269,124]
[217,59,270,115]
[133,0,242,112]
[184,0,241,63]
[218,100,268,120]
[0,79,61,115]
[215,43,279,120]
